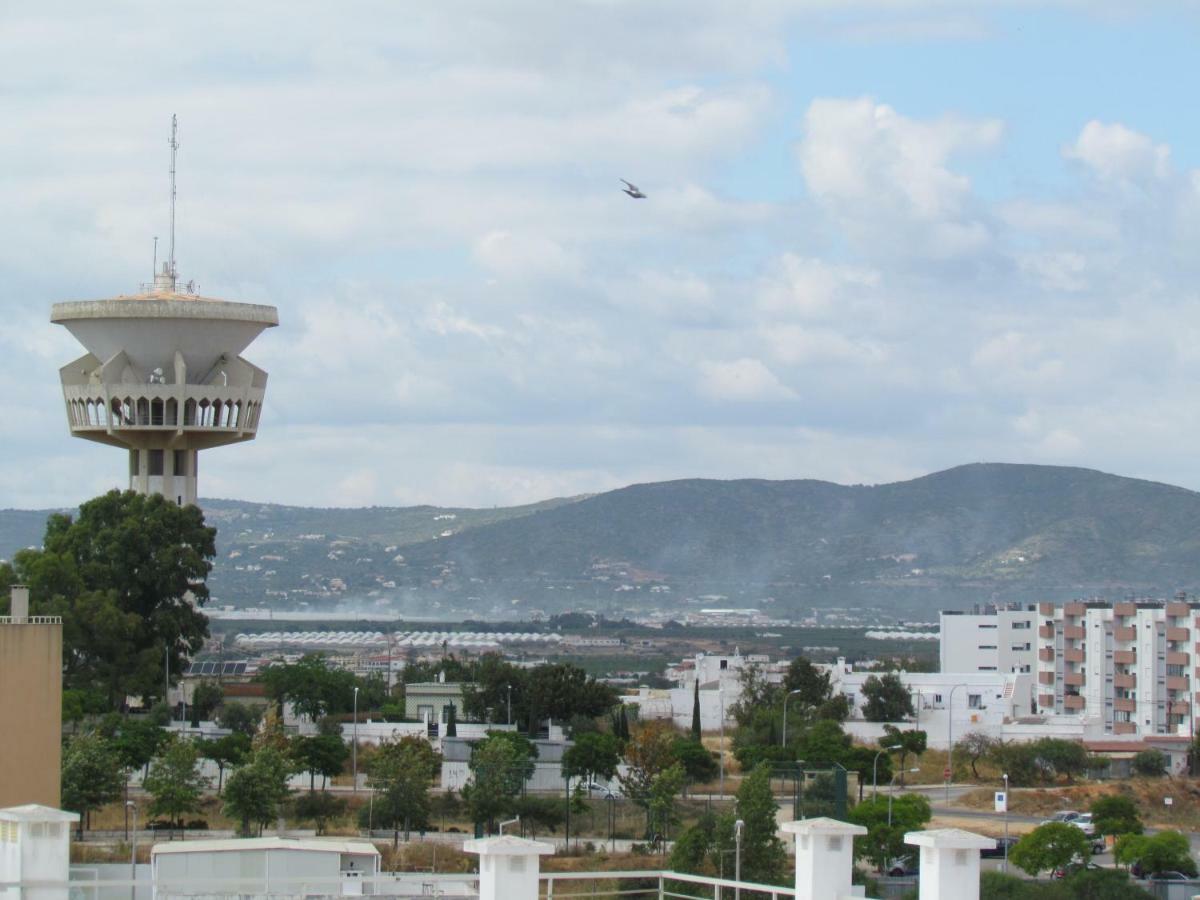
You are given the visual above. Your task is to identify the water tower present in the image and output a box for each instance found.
[51,117,278,505]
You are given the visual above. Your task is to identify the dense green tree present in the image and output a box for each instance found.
[848,793,932,873]
[691,680,702,740]
[782,657,834,708]
[979,869,1150,899]
[526,663,618,724]
[222,746,293,836]
[1010,823,1092,877]
[880,726,926,786]
[1115,831,1197,877]
[727,763,788,885]
[61,732,126,838]
[461,654,527,723]
[290,734,349,791]
[1090,795,1143,838]
[13,491,215,708]
[217,702,262,737]
[189,681,224,723]
[367,736,439,846]
[619,721,679,810]
[668,813,718,876]
[292,791,347,836]
[646,763,686,842]
[259,654,361,721]
[1131,749,1166,777]
[671,737,718,789]
[1030,738,1089,784]
[445,702,458,737]
[510,795,565,838]
[464,732,537,832]
[860,673,914,722]
[102,714,170,779]
[562,732,621,782]
[144,739,208,836]
[198,732,251,793]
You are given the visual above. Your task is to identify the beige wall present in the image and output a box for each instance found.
[0,622,62,807]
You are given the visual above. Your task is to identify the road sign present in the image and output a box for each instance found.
[943,766,951,780]
[995,791,1007,812]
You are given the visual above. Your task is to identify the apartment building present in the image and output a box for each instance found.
[939,605,1038,675]
[1035,599,1197,736]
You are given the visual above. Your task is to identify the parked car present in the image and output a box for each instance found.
[585,781,618,798]
[1052,862,1101,880]
[886,857,919,877]
[980,837,1018,859]
[1069,814,1096,837]
[1041,811,1081,825]
[1147,871,1193,882]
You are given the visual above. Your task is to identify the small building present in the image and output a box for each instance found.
[151,837,380,898]
[441,737,583,794]
[404,682,466,725]
[0,804,79,900]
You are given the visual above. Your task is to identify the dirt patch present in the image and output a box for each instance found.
[956,777,1200,828]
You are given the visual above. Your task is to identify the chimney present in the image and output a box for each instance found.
[10,585,29,620]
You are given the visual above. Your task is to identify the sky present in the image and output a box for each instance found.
[3,1,1200,509]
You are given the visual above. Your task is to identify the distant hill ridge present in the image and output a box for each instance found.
[4,463,1200,615]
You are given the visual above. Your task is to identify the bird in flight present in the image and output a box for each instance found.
[621,179,647,199]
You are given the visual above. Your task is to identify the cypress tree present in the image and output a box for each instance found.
[446,702,457,737]
[691,680,702,740]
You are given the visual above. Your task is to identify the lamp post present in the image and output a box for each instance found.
[945,683,968,803]
[506,684,512,725]
[352,685,360,795]
[781,689,805,746]
[873,745,900,799]
[793,759,806,819]
[1002,772,1010,873]
[734,819,744,900]
[126,800,137,900]
[887,768,920,827]
[718,686,725,800]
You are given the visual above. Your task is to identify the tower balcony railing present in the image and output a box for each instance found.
[62,384,266,434]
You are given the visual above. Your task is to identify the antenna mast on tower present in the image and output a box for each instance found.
[168,114,179,284]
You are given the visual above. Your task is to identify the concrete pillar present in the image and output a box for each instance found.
[463,835,554,900]
[782,817,867,900]
[9,587,29,621]
[904,828,995,900]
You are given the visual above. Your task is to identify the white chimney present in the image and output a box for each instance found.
[9,585,29,620]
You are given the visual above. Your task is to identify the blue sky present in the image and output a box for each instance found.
[3,2,1200,509]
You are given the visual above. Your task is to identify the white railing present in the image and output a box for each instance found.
[0,615,62,625]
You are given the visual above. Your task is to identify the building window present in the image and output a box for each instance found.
[129,449,139,477]
[1012,621,1031,629]
[979,624,998,630]
[148,449,164,476]
[978,645,997,650]
[968,694,982,709]
[174,449,187,476]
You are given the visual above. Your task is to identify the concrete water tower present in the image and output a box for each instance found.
[51,117,278,505]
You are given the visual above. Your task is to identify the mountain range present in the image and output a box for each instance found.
[4,463,1200,619]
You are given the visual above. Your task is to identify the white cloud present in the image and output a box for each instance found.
[1065,120,1171,184]
[697,358,796,402]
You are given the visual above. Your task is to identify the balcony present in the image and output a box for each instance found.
[1167,651,1189,666]
[1038,646,1055,662]
[1114,626,1137,642]
[1039,624,1056,639]
[1064,671,1084,686]
[1038,670,1055,685]
[1114,673,1136,689]
[1114,601,1137,617]
[1039,603,1055,616]
[1113,722,1137,734]
[1114,697,1136,712]
[1038,693,1055,708]
[1169,701,1191,716]
[1064,695,1086,710]
[1167,626,1190,643]
[1064,602,1086,617]
[1167,601,1191,618]
[1114,650,1136,664]
[1167,676,1189,691]
[1064,625,1085,640]
[1064,647,1085,663]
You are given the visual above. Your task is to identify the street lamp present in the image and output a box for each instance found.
[873,745,900,799]
[734,819,744,900]
[945,683,969,803]
[887,768,921,827]
[718,686,725,800]
[506,684,512,725]
[352,686,360,795]
[126,800,137,900]
[1002,772,1010,873]
[781,689,805,746]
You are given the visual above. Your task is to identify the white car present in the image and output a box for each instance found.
[1070,814,1096,837]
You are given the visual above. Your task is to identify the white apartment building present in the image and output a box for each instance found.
[1035,599,1198,737]
[939,605,1038,675]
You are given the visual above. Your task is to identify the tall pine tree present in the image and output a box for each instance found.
[691,680,702,740]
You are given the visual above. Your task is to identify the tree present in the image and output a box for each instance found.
[222,746,293,836]
[860,673,914,722]
[880,726,926,786]
[259,654,360,722]
[562,732,621,783]
[646,763,686,843]
[464,732,536,832]
[1009,822,1092,877]
[526,663,618,724]
[460,654,526,724]
[1090,795,1143,838]
[1115,831,1197,877]
[105,715,169,780]
[619,721,679,810]
[61,732,126,838]
[217,702,262,737]
[144,739,208,836]
[671,737,718,789]
[511,795,565,838]
[848,793,931,874]
[956,731,996,780]
[691,680,702,740]
[1131,749,1166,777]
[13,491,216,709]
[290,734,349,791]
[445,702,458,737]
[729,763,788,885]
[198,733,251,793]
[292,791,347,836]
[190,681,224,723]
[367,736,439,847]
[783,657,834,708]
[1030,739,1089,784]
